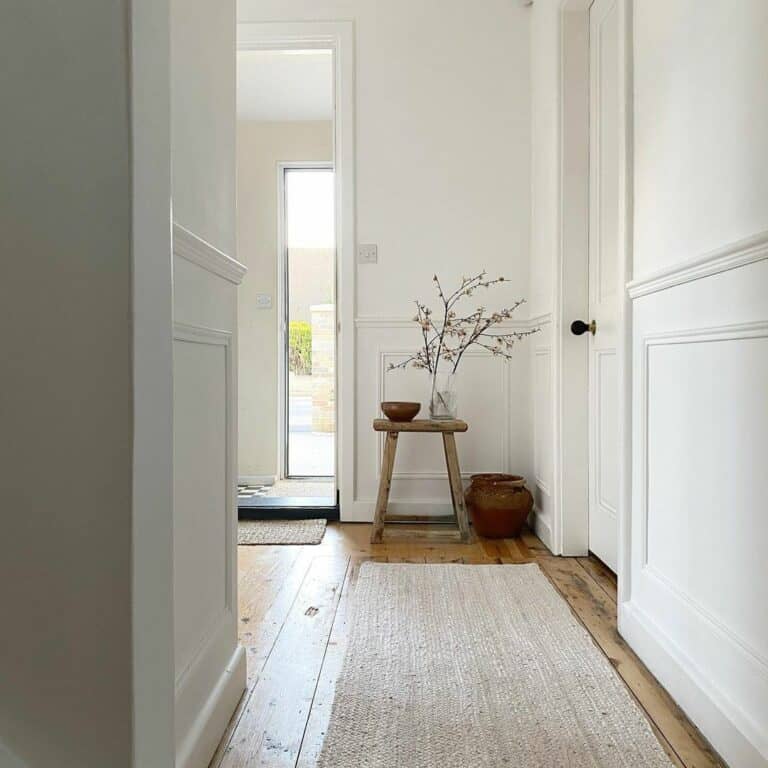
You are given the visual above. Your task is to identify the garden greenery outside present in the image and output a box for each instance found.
[289,321,312,375]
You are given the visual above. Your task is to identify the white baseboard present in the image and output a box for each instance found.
[531,508,554,553]
[238,475,275,486]
[620,601,768,768]
[175,645,246,768]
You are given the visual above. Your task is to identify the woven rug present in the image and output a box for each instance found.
[237,519,326,545]
[318,563,673,767]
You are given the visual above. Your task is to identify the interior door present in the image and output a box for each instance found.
[587,0,621,571]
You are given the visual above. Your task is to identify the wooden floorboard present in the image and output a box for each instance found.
[211,523,724,768]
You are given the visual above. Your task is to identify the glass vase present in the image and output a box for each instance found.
[429,371,457,420]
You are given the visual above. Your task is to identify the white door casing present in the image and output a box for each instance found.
[587,0,621,571]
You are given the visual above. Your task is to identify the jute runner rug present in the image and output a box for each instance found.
[237,518,326,545]
[318,562,672,767]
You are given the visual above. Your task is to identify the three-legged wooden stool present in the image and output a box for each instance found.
[371,418,471,543]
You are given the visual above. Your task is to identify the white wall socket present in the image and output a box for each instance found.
[357,243,378,264]
[254,293,272,309]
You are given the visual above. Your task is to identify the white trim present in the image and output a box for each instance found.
[175,645,246,768]
[532,507,555,551]
[173,223,248,285]
[238,20,355,518]
[533,346,553,497]
[355,315,536,330]
[238,475,276,487]
[527,311,554,328]
[627,229,768,299]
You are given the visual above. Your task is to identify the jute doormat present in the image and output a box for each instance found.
[318,562,673,767]
[237,518,326,545]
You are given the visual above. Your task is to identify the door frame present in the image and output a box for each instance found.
[277,162,336,483]
[552,0,633,601]
[238,21,355,514]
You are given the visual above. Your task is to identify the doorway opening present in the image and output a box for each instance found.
[236,44,338,515]
[554,0,631,590]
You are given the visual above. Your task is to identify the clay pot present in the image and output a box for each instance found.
[381,401,421,422]
[465,474,533,539]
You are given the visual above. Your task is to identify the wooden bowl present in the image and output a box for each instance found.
[381,401,421,422]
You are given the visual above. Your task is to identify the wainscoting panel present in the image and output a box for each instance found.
[354,321,534,515]
[173,329,230,686]
[172,240,245,768]
[624,256,768,767]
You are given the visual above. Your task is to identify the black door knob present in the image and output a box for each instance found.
[570,319,596,336]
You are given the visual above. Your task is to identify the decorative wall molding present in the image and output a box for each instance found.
[173,223,248,285]
[627,229,768,299]
[533,346,552,498]
[527,312,553,328]
[637,319,768,668]
[172,321,235,694]
[355,315,540,331]
[638,319,768,568]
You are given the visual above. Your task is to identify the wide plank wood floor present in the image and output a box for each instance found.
[210,523,725,768]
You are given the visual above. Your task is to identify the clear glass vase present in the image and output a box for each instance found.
[429,371,457,420]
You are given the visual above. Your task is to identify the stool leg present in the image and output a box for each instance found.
[372,431,398,543]
[443,432,470,542]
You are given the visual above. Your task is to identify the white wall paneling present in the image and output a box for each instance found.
[172,245,246,767]
[623,2,768,761]
[622,257,768,767]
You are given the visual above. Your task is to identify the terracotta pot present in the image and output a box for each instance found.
[465,474,533,539]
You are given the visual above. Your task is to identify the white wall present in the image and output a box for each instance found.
[171,0,246,765]
[237,121,333,479]
[172,0,237,255]
[238,0,535,517]
[0,2,134,765]
[622,2,768,766]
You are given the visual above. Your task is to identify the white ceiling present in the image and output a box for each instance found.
[237,50,333,122]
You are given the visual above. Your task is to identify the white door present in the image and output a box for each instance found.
[587,0,621,571]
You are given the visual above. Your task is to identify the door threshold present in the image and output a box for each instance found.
[238,495,339,521]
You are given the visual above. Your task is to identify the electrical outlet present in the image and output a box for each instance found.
[254,293,272,309]
[357,243,378,264]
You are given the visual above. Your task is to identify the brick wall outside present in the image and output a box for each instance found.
[311,304,335,432]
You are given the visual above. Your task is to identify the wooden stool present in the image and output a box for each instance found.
[371,418,471,543]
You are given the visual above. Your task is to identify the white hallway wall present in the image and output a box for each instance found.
[622,2,768,766]
[237,0,535,517]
